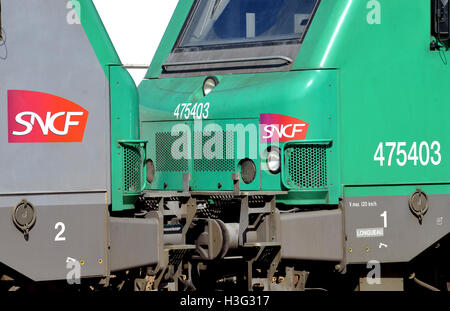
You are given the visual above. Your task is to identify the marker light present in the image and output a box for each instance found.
[203,76,219,96]
[266,147,281,174]
[240,159,256,184]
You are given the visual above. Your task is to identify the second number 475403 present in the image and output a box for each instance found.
[374,141,441,167]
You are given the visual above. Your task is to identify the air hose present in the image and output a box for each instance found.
[409,273,440,291]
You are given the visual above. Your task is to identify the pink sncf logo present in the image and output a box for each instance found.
[8,90,89,143]
[260,113,309,143]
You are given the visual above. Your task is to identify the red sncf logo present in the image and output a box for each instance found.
[8,90,88,143]
[260,113,309,143]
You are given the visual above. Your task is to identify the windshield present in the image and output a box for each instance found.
[178,0,319,49]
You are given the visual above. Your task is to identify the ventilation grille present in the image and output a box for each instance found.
[287,144,328,189]
[154,131,236,172]
[123,144,143,193]
[155,132,189,172]
[193,131,235,172]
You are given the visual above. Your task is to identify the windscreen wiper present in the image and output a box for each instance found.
[211,0,222,18]
[162,55,293,72]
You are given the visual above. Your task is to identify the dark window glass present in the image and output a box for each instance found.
[179,0,319,48]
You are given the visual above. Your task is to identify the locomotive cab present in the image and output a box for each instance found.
[140,0,336,200]
[137,0,342,290]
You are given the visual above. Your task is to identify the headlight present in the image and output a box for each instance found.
[203,76,219,96]
[240,159,256,184]
[266,146,281,174]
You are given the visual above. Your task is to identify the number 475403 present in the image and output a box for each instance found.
[374,141,441,167]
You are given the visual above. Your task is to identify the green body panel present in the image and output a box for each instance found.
[140,70,340,203]
[109,66,141,210]
[140,0,450,206]
[75,0,141,211]
[294,0,450,188]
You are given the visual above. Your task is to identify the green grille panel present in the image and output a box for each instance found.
[287,144,328,189]
[193,131,235,172]
[155,132,189,172]
[123,145,143,193]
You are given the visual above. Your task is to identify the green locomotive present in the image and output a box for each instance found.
[133,0,450,290]
[1,0,450,291]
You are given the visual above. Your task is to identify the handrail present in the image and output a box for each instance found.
[122,64,150,69]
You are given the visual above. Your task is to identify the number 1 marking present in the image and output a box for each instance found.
[380,211,387,228]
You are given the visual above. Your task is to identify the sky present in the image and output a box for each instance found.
[92,0,179,85]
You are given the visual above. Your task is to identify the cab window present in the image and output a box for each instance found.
[163,0,320,77]
[178,0,318,50]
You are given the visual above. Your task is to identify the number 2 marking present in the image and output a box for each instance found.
[55,222,66,241]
